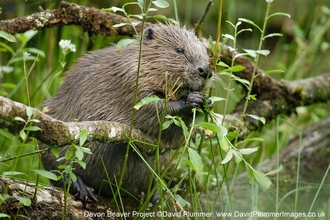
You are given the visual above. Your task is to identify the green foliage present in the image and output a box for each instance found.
[14,107,41,142]
[1,0,329,218]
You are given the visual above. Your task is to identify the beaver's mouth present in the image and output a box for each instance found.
[153,82,207,101]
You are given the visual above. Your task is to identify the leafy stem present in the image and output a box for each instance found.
[234,1,273,145]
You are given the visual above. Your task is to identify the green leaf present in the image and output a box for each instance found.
[230,65,245,72]
[152,15,179,26]
[187,148,204,174]
[263,33,283,39]
[68,170,77,182]
[239,147,259,155]
[222,34,235,41]
[137,0,144,10]
[248,94,257,101]
[64,147,74,160]
[209,96,226,103]
[0,213,11,218]
[253,169,272,189]
[220,136,232,152]
[246,114,266,124]
[174,194,191,208]
[233,52,249,59]
[148,8,158,12]
[134,95,161,110]
[19,130,27,141]
[176,117,188,138]
[14,116,26,123]
[0,83,15,89]
[256,49,270,56]
[226,131,238,141]
[0,42,15,54]
[75,147,84,161]
[162,120,173,130]
[25,47,46,58]
[109,6,125,13]
[238,18,262,32]
[112,23,128,28]
[19,197,31,206]
[130,21,141,26]
[245,163,255,184]
[221,148,234,164]
[321,5,330,15]
[232,75,250,87]
[50,145,59,158]
[152,0,169,8]
[0,129,14,140]
[243,49,257,58]
[116,39,137,50]
[196,122,221,133]
[0,66,14,73]
[0,31,16,42]
[34,170,58,181]
[266,164,283,176]
[75,160,87,169]
[267,12,290,19]
[225,20,236,28]
[216,61,230,68]
[79,129,88,147]
[2,171,26,177]
[30,119,40,123]
[227,46,236,52]
[25,126,41,131]
[16,30,38,43]
[81,147,92,154]
[232,149,242,163]
[237,28,252,35]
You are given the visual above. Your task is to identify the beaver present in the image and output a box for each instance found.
[41,23,213,204]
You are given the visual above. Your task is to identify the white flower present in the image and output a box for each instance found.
[59,39,76,54]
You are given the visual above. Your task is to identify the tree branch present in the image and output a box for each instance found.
[219,45,330,136]
[0,1,148,36]
[0,96,168,155]
[1,1,330,218]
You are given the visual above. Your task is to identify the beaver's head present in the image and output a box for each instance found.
[140,24,212,100]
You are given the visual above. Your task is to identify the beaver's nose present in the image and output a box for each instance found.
[197,67,213,79]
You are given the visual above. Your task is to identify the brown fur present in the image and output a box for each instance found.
[41,24,212,199]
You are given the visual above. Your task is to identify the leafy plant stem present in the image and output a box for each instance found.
[234,0,272,146]
[222,23,239,124]
[119,2,150,196]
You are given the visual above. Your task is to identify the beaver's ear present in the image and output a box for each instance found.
[144,28,154,41]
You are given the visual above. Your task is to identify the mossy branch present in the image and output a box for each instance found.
[0,96,167,155]
[0,1,149,36]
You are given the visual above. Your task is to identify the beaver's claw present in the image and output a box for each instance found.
[185,91,213,111]
[71,176,98,207]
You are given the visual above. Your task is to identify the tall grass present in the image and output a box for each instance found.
[0,0,329,219]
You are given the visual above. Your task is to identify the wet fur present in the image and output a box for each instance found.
[41,24,211,198]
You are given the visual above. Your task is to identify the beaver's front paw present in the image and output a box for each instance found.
[185,91,213,110]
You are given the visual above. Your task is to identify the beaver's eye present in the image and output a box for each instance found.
[175,47,184,54]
